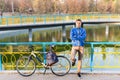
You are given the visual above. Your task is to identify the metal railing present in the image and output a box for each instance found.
[0,42,120,71]
[0,14,120,25]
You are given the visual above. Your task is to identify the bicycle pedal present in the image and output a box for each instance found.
[44,66,50,69]
[45,67,49,69]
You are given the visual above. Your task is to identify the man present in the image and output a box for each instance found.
[70,19,86,77]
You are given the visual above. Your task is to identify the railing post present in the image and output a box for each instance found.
[54,15,56,23]
[33,16,36,24]
[62,25,66,42]
[42,44,46,64]
[90,43,94,72]
[44,16,46,24]
[28,28,32,42]
[12,16,14,24]
[0,54,2,71]
[6,17,8,25]
[0,20,1,25]
[20,16,22,24]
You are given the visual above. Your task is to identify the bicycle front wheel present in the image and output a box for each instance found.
[16,56,36,77]
[51,56,71,76]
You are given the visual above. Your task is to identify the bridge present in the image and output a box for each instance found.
[0,13,120,25]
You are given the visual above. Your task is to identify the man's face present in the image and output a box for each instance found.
[76,21,81,28]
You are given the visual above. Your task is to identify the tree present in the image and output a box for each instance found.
[61,0,88,14]
[18,0,33,14]
[88,0,95,12]
[61,0,69,13]
[0,0,6,17]
[53,0,62,14]
[32,0,54,14]
[106,0,114,13]
[0,0,119,14]
[79,0,89,13]
[97,0,107,13]
[115,0,120,13]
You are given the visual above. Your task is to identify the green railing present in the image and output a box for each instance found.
[0,14,120,25]
[0,42,120,71]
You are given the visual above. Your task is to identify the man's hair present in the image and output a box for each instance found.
[75,19,83,27]
[76,19,82,22]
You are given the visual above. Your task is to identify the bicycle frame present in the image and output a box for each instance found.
[29,45,54,68]
[30,51,48,68]
[30,50,53,74]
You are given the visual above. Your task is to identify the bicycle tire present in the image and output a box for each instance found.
[16,56,36,77]
[51,56,71,76]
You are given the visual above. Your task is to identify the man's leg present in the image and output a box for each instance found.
[77,47,84,77]
[77,55,82,73]
[71,47,77,66]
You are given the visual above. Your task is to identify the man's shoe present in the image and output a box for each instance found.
[72,59,76,66]
[77,73,81,77]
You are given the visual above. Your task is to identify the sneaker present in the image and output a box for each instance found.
[77,73,81,77]
[72,59,76,66]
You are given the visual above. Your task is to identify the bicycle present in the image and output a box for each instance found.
[16,45,71,77]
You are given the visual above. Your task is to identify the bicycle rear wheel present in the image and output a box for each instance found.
[51,56,71,76]
[16,56,36,77]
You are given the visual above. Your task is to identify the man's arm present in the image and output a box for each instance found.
[70,29,78,40]
[77,29,86,40]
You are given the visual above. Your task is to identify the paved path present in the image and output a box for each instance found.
[0,71,120,80]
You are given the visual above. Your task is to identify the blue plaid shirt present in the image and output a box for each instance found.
[70,27,86,46]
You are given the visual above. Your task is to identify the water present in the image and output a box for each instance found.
[0,24,120,42]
